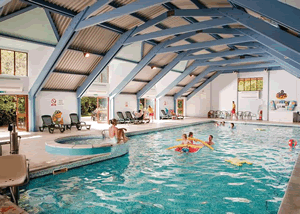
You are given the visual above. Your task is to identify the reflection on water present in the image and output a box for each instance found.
[20,123,299,213]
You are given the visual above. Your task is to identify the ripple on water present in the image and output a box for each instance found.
[19,123,300,213]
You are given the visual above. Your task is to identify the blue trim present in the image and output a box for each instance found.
[187,71,222,100]
[159,36,255,53]
[29,8,89,98]
[0,5,36,22]
[109,41,166,99]
[137,52,189,99]
[77,97,81,120]
[76,28,136,98]
[76,0,171,31]
[216,61,279,71]
[44,9,60,42]
[137,98,140,112]
[230,0,300,33]
[183,48,264,61]
[82,0,111,20]
[29,96,36,132]
[174,66,213,100]
[46,145,111,156]
[174,99,176,114]
[125,17,235,44]
[221,66,281,73]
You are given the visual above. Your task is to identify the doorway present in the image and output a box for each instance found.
[177,99,184,116]
[140,98,156,118]
[96,97,109,123]
[0,95,28,131]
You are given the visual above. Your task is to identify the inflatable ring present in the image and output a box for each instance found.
[288,139,297,147]
[176,138,214,150]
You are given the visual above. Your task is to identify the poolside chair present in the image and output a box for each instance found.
[250,112,257,120]
[219,111,226,119]
[117,112,130,124]
[131,111,150,124]
[242,112,249,120]
[125,111,137,124]
[69,113,91,130]
[39,115,65,134]
[214,110,221,118]
[237,111,243,120]
[208,110,214,118]
[161,110,171,119]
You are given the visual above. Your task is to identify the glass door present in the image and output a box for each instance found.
[97,97,109,123]
[177,99,184,116]
[16,95,28,131]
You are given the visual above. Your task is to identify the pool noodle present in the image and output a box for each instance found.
[176,138,214,150]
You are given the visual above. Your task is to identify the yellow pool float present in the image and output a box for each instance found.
[225,158,253,166]
[166,144,203,150]
[176,138,214,150]
[254,128,266,131]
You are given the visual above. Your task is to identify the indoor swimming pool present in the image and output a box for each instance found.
[19,123,299,213]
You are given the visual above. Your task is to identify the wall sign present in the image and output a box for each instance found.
[125,102,128,107]
[51,98,57,106]
[276,90,288,100]
[58,99,64,106]
[164,101,167,105]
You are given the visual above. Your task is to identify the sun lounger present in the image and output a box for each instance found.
[69,113,91,130]
[117,112,130,124]
[39,115,65,133]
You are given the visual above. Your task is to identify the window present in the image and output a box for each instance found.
[238,77,263,91]
[0,49,28,76]
[95,66,109,83]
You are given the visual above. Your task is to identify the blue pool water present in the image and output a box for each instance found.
[19,123,299,213]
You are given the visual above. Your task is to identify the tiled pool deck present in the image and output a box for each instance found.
[1,117,300,213]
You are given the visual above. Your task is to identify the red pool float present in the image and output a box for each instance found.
[288,139,297,148]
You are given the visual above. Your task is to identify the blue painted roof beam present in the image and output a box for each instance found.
[217,8,300,66]
[124,17,236,45]
[0,5,36,22]
[222,66,281,74]
[29,7,89,98]
[187,71,222,100]
[132,12,168,35]
[183,48,264,61]
[174,66,216,100]
[137,51,191,99]
[76,0,172,31]
[172,9,223,17]
[201,28,249,35]
[82,0,112,20]
[76,28,136,98]
[229,0,300,33]
[159,36,255,53]
[44,9,60,42]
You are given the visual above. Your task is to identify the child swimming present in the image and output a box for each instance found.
[181,134,190,153]
[215,122,220,127]
[206,135,214,146]
[188,132,194,144]
[230,123,235,129]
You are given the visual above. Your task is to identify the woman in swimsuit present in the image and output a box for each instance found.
[108,119,128,144]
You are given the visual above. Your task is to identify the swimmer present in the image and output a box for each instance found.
[181,134,190,153]
[230,123,235,129]
[215,122,220,127]
[188,132,194,144]
[221,121,225,126]
[108,119,128,144]
[206,135,214,146]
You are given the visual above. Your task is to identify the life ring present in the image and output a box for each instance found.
[288,139,297,147]
[176,138,214,150]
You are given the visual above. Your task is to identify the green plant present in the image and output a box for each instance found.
[81,97,97,116]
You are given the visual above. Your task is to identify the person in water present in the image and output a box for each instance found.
[230,123,235,129]
[206,135,214,146]
[215,122,220,127]
[188,132,194,144]
[221,121,225,126]
[108,119,128,144]
[181,134,190,153]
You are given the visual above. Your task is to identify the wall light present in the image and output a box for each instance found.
[84,52,90,58]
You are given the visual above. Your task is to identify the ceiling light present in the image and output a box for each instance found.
[151,66,157,70]
[84,52,90,58]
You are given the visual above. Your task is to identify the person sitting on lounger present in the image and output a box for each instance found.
[109,119,128,144]
[134,110,150,123]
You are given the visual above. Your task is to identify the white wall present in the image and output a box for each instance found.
[211,73,238,111]
[35,91,77,128]
[186,83,211,117]
[269,70,300,122]
[237,71,269,120]
[0,37,54,94]
[114,94,137,118]
[160,96,174,112]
